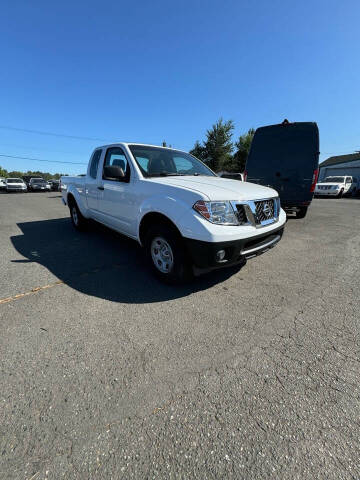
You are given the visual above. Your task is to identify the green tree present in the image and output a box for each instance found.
[7,171,24,178]
[189,140,207,161]
[204,118,234,172]
[232,128,255,172]
[0,166,8,177]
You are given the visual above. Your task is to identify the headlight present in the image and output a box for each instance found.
[193,200,239,225]
[332,185,339,190]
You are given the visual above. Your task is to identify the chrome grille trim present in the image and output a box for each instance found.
[231,197,280,228]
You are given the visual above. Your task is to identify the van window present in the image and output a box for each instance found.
[90,150,102,179]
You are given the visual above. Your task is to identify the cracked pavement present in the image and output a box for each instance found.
[1,193,360,479]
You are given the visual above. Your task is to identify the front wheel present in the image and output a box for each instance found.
[337,188,344,198]
[295,206,308,219]
[144,224,192,284]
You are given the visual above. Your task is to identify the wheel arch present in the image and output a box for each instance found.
[138,212,182,246]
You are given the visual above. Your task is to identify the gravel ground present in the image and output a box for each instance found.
[0,192,359,479]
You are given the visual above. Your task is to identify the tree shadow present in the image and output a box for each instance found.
[11,218,244,304]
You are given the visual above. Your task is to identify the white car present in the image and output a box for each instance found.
[5,178,27,193]
[61,143,286,282]
[0,177,6,190]
[315,176,358,197]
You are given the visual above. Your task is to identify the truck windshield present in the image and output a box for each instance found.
[129,145,215,177]
[7,179,22,183]
[324,177,345,183]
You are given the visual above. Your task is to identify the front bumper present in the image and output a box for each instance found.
[185,224,285,270]
[315,190,339,196]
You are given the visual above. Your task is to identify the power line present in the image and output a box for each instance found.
[0,125,115,142]
[0,153,87,165]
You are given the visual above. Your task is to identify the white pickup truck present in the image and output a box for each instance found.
[61,143,286,282]
[315,175,358,197]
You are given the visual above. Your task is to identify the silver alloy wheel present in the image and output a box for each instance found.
[72,206,79,226]
[151,236,174,273]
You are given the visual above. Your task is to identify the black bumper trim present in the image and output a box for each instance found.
[184,225,284,269]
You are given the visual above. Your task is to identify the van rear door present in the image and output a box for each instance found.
[245,122,319,208]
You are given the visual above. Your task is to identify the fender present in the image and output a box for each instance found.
[137,194,194,243]
[66,184,89,218]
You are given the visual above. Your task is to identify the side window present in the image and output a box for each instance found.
[173,156,194,173]
[103,147,130,182]
[346,177,352,184]
[89,150,102,179]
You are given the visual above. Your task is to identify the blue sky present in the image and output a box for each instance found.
[0,0,359,174]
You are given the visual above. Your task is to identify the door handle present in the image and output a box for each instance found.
[97,186,104,190]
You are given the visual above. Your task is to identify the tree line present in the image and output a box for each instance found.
[0,167,65,180]
[189,119,254,173]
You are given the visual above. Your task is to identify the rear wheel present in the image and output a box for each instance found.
[295,206,308,219]
[69,199,87,231]
[144,224,192,284]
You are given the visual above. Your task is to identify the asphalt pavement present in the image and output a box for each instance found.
[1,192,360,479]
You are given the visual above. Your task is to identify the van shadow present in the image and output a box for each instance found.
[11,218,243,304]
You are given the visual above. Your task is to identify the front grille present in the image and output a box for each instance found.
[254,199,275,224]
[231,197,279,228]
[235,204,248,225]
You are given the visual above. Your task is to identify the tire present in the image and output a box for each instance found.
[295,206,308,219]
[69,199,87,231]
[144,224,193,284]
[337,188,344,198]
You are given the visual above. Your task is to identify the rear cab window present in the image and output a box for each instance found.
[89,149,102,179]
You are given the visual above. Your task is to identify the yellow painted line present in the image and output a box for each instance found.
[0,280,64,305]
[0,262,126,306]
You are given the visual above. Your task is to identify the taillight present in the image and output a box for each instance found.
[310,169,319,192]
[243,171,248,182]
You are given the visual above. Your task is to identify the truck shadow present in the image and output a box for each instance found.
[11,218,243,304]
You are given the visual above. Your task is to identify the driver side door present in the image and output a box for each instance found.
[96,146,138,237]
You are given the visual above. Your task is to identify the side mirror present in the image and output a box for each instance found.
[103,165,125,180]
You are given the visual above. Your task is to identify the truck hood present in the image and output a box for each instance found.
[147,176,278,201]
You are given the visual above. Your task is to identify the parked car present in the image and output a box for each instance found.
[5,178,27,192]
[28,177,51,192]
[48,179,60,191]
[61,143,286,283]
[0,177,6,190]
[315,175,358,198]
[245,120,319,219]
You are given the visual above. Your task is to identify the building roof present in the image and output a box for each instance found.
[320,152,360,167]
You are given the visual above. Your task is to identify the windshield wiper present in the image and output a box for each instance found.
[148,172,185,177]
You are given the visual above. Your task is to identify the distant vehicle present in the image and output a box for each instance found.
[0,177,6,190]
[28,177,51,192]
[245,121,319,219]
[315,175,358,198]
[48,179,60,191]
[219,172,244,181]
[5,178,27,193]
[61,143,286,283]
